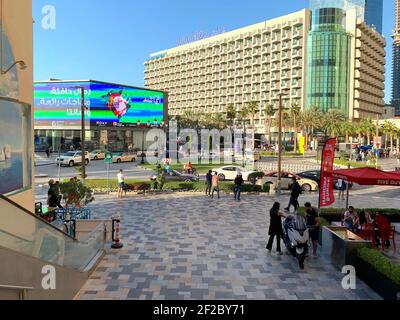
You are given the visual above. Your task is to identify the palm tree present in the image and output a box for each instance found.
[247,101,259,148]
[340,121,355,144]
[289,102,301,152]
[322,110,346,137]
[354,121,365,145]
[238,106,250,130]
[263,103,276,145]
[299,106,322,150]
[360,119,376,146]
[381,121,398,152]
[226,104,236,129]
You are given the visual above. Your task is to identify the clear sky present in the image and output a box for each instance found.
[33,0,395,103]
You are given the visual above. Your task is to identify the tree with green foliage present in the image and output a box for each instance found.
[289,102,301,152]
[263,103,276,145]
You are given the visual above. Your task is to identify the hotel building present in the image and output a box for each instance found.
[145,10,311,134]
[144,4,386,134]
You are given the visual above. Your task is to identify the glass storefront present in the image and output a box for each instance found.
[34,128,158,153]
[0,99,32,195]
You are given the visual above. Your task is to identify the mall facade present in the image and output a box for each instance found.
[34,80,168,153]
[144,0,386,134]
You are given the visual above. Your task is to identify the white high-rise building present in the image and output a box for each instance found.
[145,10,311,134]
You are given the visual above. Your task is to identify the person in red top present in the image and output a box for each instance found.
[374,212,391,248]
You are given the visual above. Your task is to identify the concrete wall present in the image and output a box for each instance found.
[0,0,34,211]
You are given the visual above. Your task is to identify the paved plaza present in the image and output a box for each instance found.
[73,191,396,300]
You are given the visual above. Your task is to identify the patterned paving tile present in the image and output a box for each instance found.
[76,193,383,300]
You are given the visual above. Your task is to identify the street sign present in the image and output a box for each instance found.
[373,137,382,148]
[104,153,113,164]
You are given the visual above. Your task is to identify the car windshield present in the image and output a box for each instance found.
[64,152,76,157]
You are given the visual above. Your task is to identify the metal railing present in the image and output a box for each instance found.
[0,284,33,300]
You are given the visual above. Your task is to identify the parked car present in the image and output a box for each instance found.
[262,171,319,192]
[151,170,199,182]
[297,170,353,190]
[112,152,137,163]
[211,166,257,182]
[56,151,90,167]
[89,149,108,160]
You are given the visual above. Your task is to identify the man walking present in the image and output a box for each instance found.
[211,172,220,199]
[305,202,321,257]
[284,177,302,212]
[205,170,212,196]
[117,169,125,198]
[234,173,244,201]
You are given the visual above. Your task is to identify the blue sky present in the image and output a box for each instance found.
[33,0,395,102]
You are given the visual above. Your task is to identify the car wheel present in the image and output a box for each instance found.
[218,174,226,181]
[94,156,98,160]
[302,184,312,192]
[69,161,74,167]
[131,158,135,162]
[184,179,192,183]
[85,159,89,165]
[117,159,122,163]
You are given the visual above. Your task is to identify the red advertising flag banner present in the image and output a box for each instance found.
[319,138,337,208]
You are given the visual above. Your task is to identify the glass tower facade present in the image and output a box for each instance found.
[364,0,383,34]
[306,7,351,115]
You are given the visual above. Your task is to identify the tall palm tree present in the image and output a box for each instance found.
[226,104,236,129]
[360,119,376,146]
[263,103,276,145]
[381,121,398,152]
[289,102,301,152]
[354,121,365,145]
[340,121,355,144]
[239,106,250,130]
[247,101,259,146]
[299,106,322,149]
[322,109,346,137]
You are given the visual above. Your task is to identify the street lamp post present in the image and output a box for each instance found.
[72,86,87,182]
[277,93,287,196]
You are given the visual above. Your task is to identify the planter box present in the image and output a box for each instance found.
[354,256,400,300]
[321,226,370,269]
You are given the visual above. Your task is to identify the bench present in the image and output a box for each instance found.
[122,183,151,195]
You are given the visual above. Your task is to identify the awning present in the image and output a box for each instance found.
[332,167,400,186]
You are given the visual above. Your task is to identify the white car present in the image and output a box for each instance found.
[211,166,256,181]
[112,152,137,163]
[56,151,90,167]
[90,149,107,160]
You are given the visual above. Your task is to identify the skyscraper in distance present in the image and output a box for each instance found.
[364,0,383,34]
[392,0,400,116]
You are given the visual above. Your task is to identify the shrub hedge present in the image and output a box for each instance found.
[86,179,266,193]
[358,248,400,286]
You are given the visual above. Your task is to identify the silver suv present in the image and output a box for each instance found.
[56,151,90,167]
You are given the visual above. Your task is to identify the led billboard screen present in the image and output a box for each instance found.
[34,81,166,129]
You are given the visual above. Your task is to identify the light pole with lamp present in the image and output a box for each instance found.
[72,86,87,182]
[276,93,287,196]
[1,60,27,74]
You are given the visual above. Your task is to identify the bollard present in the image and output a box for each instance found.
[64,211,71,235]
[111,212,123,249]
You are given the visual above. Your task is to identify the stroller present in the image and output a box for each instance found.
[283,214,309,269]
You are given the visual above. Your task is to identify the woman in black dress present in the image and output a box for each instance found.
[266,202,287,255]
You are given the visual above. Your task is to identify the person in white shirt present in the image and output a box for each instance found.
[117,169,125,198]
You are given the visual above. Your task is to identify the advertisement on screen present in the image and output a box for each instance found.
[34,81,166,129]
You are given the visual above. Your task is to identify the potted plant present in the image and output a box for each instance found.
[59,179,95,209]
